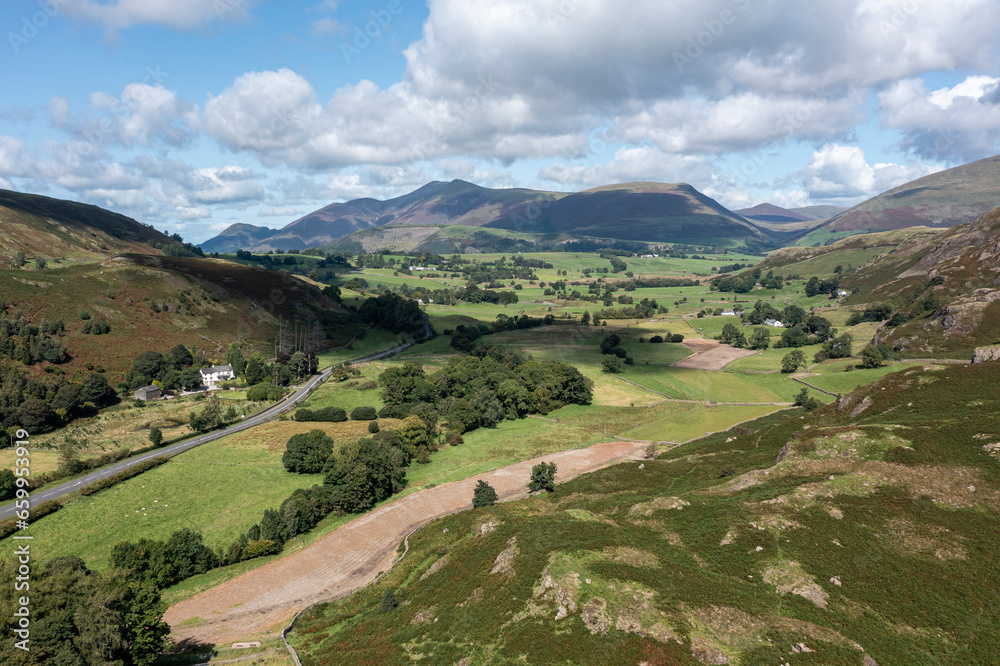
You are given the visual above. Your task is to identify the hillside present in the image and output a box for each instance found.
[201,180,783,252]
[734,203,816,224]
[815,155,1000,235]
[0,188,183,264]
[198,223,279,254]
[1,254,357,375]
[289,360,1000,664]
[486,182,780,247]
[838,204,1000,356]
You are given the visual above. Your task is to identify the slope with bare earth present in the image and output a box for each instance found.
[164,439,652,648]
[288,361,1000,665]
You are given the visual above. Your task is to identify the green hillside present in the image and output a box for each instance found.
[289,360,1000,664]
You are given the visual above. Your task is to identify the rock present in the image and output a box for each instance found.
[830,576,842,586]
[792,643,815,653]
[638,463,644,469]
[776,442,792,464]
[864,655,879,666]
[755,546,764,552]
[850,396,873,418]
[490,537,518,576]
[972,346,1000,363]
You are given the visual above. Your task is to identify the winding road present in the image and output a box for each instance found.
[0,341,417,522]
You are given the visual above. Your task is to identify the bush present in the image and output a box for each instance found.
[601,355,625,374]
[472,479,498,508]
[528,462,556,493]
[649,335,664,343]
[242,539,281,559]
[351,406,378,421]
[368,420,380,433]
[381,589,398,612]
[314,406,348,422]
[246,383,284,401]
[293,409,314,421]
[793,387,822,411]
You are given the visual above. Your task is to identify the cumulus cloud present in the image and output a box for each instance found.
[797,144,941,201]
[62,0,257,32]
[84,84,200,148]
[879,76,1000,162]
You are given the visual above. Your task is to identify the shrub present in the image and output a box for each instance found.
[528,462,557,493]
[314,406,348,422]
[601,355,625,374]
[670,334,685,343]
[368,420,380,433]
[351,406,378,421]
[246,383,284,401]
[649,335,664,343]
[472,479,498,508]
[293,409,314,421]
[243,539,281,559]
[381,589,398,613]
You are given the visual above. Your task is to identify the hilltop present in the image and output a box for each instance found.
[0,188,186,264]
[198,223,280,254]
[815,155,1000,235]
[200,180,783,252]
[289,359,1000,664]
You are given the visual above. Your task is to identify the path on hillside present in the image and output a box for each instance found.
[165,439,651,648]
[671,338,758,371]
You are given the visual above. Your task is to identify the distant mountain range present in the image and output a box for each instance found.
[201,180,782,252]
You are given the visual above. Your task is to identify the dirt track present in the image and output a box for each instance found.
[672,338,758,371]
[165,439,650,648]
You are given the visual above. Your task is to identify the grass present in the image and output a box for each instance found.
[1,418,388,570]
[288,360,1000,665]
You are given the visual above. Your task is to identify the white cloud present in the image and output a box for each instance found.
[312,17,346,36]
[84,84,199,148]
[797,143,940,201]
[879,76,1000,161]
[62,0,257,32]
[259,206,301,217]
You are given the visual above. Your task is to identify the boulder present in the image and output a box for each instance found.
[972,346,1000,363]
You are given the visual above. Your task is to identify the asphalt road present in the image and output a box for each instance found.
[0,340,417,522]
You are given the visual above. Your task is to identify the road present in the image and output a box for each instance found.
[0,340,418,522]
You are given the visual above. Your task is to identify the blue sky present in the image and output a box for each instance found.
[2,0,999,243]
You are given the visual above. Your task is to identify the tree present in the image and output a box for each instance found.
[226,342,247,376]
[381,589,398,612]
[350,406,378,420]
[793,387,822,411]
[601,355,625,373]
[720,323,746,347]
[131,351,168,383]
[747,327,771,350]
[0,469,15,501]
[149,427,163,447]
[16,398,56,433]
[283,429,335,474]
[167,344,193,369]
[781,350,806,373]
[528,462,556,493]
[581,310,591,325]
[472,479,498,508]
[860,343,893,369]
[244,355,269,385]
[324,438,407,513]
[289,351,309,379]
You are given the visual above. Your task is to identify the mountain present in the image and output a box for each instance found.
[245,180,563,251]
[0,188,182,263]
[202,180,782,252]
[818,155,1000,234]
[485,182,776,246]
[790,205,847,220]
[199,223,279,254]
[733,203,816,223]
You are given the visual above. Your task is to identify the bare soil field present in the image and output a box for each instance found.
[671,338,758,371]
[165,439,650,648]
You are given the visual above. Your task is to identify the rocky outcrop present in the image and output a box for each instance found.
[972,346,1000,363]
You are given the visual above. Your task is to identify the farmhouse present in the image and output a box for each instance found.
[200,364,236,389]
[764,318,785,327]
[721,310,738,316]
[134,385,161,401]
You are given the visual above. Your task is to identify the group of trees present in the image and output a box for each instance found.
[124,345,202,391]
[0,361,117,434]
[358,292,429,336]
[593,297,662,320]
[450,314,553,352]
[379,345,593,435]
[0,307,69,366]
[0,556,170,665]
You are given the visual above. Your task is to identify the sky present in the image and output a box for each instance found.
[1,0,999,244]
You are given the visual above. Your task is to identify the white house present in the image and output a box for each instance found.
[837,290,849,297]
[721,310,738,316]
[200,364,236,389]
[764,318,785,327]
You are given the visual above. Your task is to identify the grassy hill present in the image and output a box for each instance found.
[809,154,1000,238]
[487,182,781,247]
[0,188,184,264]
[288,359,1000,665]
[1,253,357,375]
[198,223,279,254]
